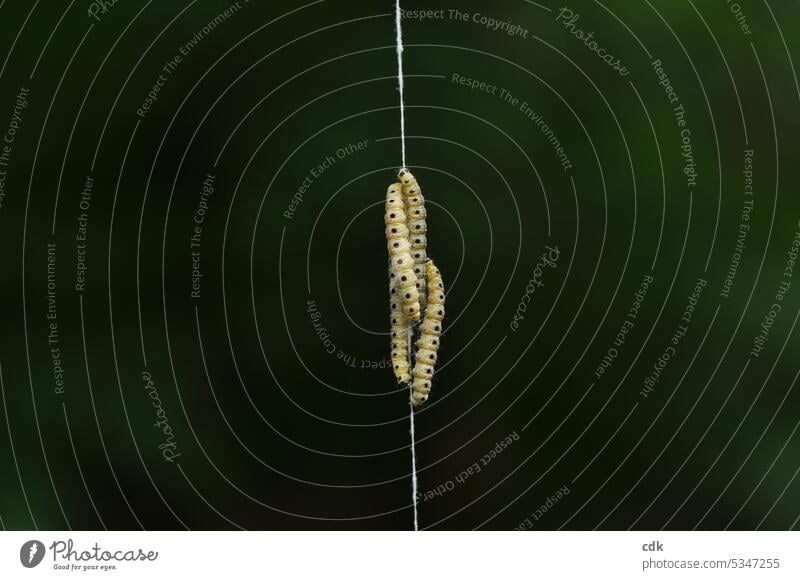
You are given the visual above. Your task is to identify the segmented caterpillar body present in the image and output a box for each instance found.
[411,259,445,406]
[389,274,411,384]
[385,182,420,321]
[398,169,428,310]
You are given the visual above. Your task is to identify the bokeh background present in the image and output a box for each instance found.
[0,0,799,530]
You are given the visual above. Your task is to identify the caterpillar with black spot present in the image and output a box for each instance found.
[389,273,411,384]
[398,169,428,310]
[385,182,420,321]
[411,259,445,406]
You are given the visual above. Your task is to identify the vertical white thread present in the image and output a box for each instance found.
[395,0,418,532]
[409,406,419,532]
[395,0,407,169]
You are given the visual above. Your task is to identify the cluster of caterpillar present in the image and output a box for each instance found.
[385,170,445,407]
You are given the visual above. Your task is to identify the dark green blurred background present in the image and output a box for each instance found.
[0,0,799,530]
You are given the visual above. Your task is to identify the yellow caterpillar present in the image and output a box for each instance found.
[411,259,445,406]
[389,275,411,384]
[398,169,428,309]
[385,182,420,321]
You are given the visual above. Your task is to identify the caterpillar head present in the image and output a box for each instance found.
[397,168,416,186]
[387,182,403,197]
[392,361,410,384]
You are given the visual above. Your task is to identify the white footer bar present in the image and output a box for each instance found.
[1,531,797,579]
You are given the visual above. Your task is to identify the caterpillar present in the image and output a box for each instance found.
[389,274,411,384]
[398,169,428,310]
[385,182,420,321]
[411,259,445,407]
